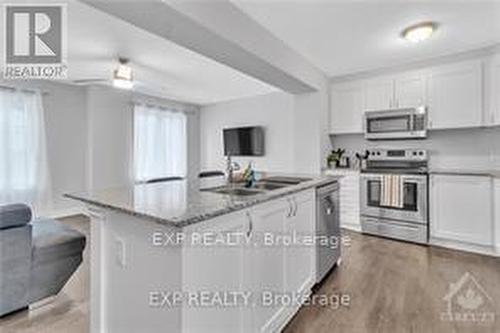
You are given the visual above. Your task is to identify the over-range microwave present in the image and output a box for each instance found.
[364,107,427,140]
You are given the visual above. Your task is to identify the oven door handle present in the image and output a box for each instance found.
[400,176,427,184]
[360,174,383,181]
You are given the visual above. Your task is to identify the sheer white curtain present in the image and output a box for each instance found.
[0,89,51,212]
[134,104,187,182]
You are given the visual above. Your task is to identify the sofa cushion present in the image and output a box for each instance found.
[0,204,32,229]
[31,219,86,265]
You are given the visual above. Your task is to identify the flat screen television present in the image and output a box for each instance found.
[223,126,265,156]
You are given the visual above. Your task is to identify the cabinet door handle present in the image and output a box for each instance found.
[246,212,253,237]
[292,198,298,217]
[286,198,293,218]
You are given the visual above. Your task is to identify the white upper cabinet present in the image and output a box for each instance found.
[330,81,364,133]
[329,57,492,134]
[364,73,426,111]
[394,72,426,108]
[487,55,500,126]
[426,60,483,130]
[364,77,394,111]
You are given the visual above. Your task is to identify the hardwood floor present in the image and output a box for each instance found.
[284,231,500,333]
[1,217,499,333]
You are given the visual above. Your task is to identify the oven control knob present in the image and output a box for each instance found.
[413,151,417,156]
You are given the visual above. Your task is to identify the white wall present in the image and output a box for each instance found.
[87,86,200,190]
[200,92,295,173]
[0,81,199,217]
[331,127,500,171]
[200,89,330,175]
[0,80,88,216]
[86,86,133,190]
[292,89,330,174]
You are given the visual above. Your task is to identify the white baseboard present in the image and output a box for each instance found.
[270,277,315,333]
[430,237,499,257]
[341,228,499,257]
[341,223,362,233]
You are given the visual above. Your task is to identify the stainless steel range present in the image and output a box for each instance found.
[360,148,429,244]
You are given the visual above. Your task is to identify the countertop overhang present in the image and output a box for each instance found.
[65,174,340,228]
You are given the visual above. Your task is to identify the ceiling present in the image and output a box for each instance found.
[233,1,500,78]
[0,0,277,105]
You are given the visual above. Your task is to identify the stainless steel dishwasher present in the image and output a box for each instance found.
[316,182,341,283]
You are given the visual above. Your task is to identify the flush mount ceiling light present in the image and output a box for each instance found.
[401,22,437,43]
[113,57,134,90]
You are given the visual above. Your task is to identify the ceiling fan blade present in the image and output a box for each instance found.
[71,78,109,85]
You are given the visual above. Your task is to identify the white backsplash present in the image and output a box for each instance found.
[330,127,500,171]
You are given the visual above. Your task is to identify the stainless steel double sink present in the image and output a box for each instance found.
[202,177,312,196]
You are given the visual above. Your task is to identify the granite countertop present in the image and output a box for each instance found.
[65,173,340,228]
[429,169,500,178]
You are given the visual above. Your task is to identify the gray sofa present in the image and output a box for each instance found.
[0,204,86,317]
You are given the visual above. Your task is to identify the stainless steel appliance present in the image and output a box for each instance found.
[364,107,427,140]
[360,149,429,244]
[316,182,341,283]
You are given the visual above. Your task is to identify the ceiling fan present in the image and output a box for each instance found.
[71,57,137,90]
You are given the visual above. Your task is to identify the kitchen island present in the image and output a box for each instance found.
[66,174,340,333]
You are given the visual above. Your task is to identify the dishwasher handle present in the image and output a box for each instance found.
[322,196,335,216]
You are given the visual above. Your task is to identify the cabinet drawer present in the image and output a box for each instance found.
[361,217,427,244]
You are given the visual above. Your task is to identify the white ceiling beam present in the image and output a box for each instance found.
[79,0,327,94]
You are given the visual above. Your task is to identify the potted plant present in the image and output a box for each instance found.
[326,149,345,168]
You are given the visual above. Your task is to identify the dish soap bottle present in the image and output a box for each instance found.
[243,162,256,188]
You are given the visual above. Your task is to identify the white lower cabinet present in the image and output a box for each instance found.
[184,189,316,333]
[250,190,315,332]
[430,174,494,248]
[284,191,315,296]
[182,209,249,333]
[250,198,288,333]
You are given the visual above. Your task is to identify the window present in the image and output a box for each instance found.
[133,104,187,182]
[0,89,50,208]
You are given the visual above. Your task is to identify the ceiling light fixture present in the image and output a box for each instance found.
[402,22,437,43]
[113,57,134,90]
